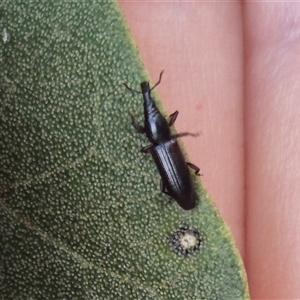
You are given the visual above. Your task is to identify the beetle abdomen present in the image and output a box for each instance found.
[150,139,196,210]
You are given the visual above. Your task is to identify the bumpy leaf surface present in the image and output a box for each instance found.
[0,2,249,299]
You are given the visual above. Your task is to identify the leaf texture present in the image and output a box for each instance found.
[0,2,249,299]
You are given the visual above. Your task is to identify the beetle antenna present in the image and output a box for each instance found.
[121,82,140,94]
[150,70,164,91]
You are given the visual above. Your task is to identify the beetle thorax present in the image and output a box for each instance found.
[142,87,173,144]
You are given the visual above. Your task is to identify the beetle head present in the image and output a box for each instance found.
[141,82,151,94]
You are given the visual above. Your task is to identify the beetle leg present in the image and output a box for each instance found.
[172,132,199,139]
[129,113,146,134]
[187,162,202,176]
[160,180,171,196]
[160,181,174,206]
[141,144,153,153]
[168,111,179,126]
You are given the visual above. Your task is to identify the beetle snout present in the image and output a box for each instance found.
[141,82,150,94]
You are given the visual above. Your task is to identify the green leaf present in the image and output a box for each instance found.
[0,2,249,299]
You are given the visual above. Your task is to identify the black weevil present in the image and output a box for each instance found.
[123,71,200,210]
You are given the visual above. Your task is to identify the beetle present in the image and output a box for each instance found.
[122,71,200,210]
